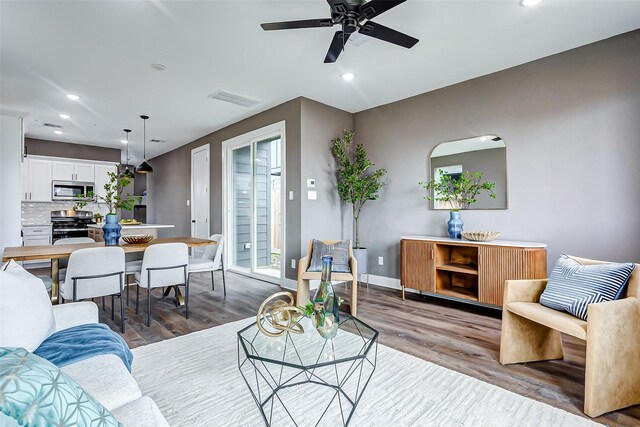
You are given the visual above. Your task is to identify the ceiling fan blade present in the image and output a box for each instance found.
[359,0,407,20]
[261,18,333,31]
[326,0,350,14]
[359,21,418,48]
[324,31,351,63]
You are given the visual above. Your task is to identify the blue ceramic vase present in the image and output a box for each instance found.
[448,211,464,239]
[103,213,122,246]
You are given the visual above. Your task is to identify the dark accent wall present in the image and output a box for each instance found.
[354,30,640,278]
[147,98,302,280]
[25,138,120,162]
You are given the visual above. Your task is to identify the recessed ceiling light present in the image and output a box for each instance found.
[341,72,356,81]
[151,63,166,71]
[66,94,80,101]
[121,139,128,144]
[58,114,71,119]
[521,0,543,6]
[54,130,63,135]
[480,136,489,141]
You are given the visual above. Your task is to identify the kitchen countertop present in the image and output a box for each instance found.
[87,223,175,229]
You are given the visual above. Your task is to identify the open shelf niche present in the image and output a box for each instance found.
[435,244,479,301]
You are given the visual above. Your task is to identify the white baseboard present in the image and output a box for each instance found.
[363,274,402,290]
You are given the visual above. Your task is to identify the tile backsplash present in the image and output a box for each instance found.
[21,202,111,226]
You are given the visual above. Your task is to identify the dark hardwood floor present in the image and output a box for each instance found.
[48,268,637,426]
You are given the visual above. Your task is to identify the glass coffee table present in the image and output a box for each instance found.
[238,315,378,426]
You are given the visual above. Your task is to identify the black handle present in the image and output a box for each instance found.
[191,220,196,223]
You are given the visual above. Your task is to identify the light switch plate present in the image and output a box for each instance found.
[291,259,296,269]
[289,191,294,200]
[307,178,316,188]
[378,256,384,266]
[307,190,317,200]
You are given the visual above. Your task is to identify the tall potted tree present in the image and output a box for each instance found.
[75,168,140,245]
[331,130,387,278]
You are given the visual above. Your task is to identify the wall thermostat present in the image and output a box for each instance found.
[307,178,316,188]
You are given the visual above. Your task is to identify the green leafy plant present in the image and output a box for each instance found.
[420,170,496,211]
[75,167,141,214]
[331,130,387,248]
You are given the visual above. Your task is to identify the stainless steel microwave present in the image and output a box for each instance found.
[51,181,95,201]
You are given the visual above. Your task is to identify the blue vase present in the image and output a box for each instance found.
[448,211,464,239]
[103,214,122,246]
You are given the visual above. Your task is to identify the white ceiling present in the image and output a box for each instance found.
[1,0,639,162]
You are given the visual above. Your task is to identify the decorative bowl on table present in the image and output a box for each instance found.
[122,235,154,244]
[461,231,501,242]
[119,220,142,225]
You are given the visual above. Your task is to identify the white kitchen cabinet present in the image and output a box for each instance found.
[52,160,94,182]
[75,163,95,182]
[52,160,75,181]
[22,158,53,202]
[95,163,117,200]
[22,225,52,266]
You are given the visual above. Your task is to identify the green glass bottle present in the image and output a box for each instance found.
[313,255,339,339]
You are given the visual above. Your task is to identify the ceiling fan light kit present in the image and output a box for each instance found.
[261,0,418,63]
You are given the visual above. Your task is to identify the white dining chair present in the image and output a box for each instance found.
[54,237,96,278]
[134,243,189,327]
[59,247,126,332]
[188,234,226,296]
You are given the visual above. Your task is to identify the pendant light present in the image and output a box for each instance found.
[135,115,153,174]
[119,129,135,179]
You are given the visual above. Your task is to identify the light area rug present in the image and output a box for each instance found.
[131,318,599,427]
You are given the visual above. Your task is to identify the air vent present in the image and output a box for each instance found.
[149,139,165,144]
[208,90,260,108]
[43,122,63,129]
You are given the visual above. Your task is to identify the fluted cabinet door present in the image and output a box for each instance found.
[478,247,547,306]
[401,240,436,292]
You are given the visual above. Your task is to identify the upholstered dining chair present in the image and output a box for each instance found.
[134,243,189,327]
[499,255,640,417]
[53,237,96,278]
[60,247,126,332]
[188,234,225,296]
[297,239,358,316]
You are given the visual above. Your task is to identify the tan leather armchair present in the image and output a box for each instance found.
[297,240,358,316]
[499,255,640,417]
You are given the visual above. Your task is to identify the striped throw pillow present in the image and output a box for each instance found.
[307,240,351,273]
[539,254,634,320]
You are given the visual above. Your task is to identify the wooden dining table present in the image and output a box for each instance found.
[2,237,216,304]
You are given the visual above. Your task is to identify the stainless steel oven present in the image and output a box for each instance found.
[52,181,95,201]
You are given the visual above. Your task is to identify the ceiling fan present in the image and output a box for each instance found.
[261,0,418,63]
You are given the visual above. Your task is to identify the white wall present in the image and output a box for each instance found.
[0,114,24,252]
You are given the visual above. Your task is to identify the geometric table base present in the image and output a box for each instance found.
[238,319,378,426]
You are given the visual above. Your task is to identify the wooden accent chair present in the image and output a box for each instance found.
[499,256,640,417]
[297,240,358,316]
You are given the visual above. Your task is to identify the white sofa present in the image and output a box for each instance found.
[52,301,169,426]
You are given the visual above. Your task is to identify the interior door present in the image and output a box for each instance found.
[191,145,210,256]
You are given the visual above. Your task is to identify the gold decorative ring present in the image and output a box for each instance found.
[256,291,305,337]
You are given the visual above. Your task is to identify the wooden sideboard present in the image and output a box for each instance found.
[400,236,547,307]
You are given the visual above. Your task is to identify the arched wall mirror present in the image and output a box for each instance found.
[429,135,508,210]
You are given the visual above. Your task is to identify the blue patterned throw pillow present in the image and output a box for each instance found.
[0,347,120,426]
[307,240,351,273]
[539,254,634,320]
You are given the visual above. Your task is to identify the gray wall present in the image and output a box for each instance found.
[430,147,507,209]
[26,138,120,162]
[300,98,354,253]
[354,30,640,279]
[147,98,302,280]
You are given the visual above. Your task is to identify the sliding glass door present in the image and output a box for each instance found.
[224,123,284,282]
